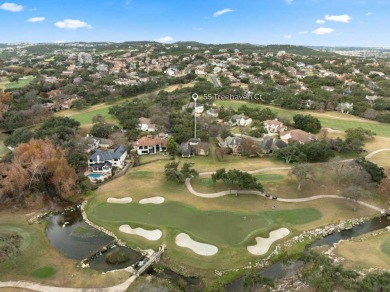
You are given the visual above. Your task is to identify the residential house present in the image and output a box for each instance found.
[193,142,210,156]
[219,136,242,154]
[263,119,286,135]
[280,129,316,144]
[229,114,252,127]
[135,135,167,155]
[258,136,287,154]
[336,102,353,114]
[88,145,127,173]
[138,117,157,132]
[180,142,192,158]
[182,102,204,114]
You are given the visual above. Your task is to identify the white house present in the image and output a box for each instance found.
[138,117,157,132]
[263,119,287,134]
[135,135,167,155]
[88,145,127,173]
[229,114,252,127]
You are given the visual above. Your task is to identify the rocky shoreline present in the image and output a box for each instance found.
[215,216,372,276]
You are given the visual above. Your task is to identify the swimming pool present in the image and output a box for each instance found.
[88,173,104,179]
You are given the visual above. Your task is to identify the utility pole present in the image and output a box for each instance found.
[192,93,198,139]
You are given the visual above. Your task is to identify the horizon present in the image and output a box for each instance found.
[1,0,389,46]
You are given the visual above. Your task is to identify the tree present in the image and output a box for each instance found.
[345,127,376,142]
[164,162,198,184]
[300,140,334,162]
[239,138,260,157]
[1,139,79,203]
[274,143,306,164]
[378,168,390,202]
[342,185,370,211]
[212,169,263,191]
[166,137,178,155]
[289,163,315,191]
[293,114,322,133]
[327,157,349,185]
[354,157,386,183]
[0,232,22,266]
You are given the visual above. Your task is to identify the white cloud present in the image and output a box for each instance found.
[298,31,309,35]
[316,19,326,24]
[0,2,23,12]
[285,0,294,4]
[55,19,92,29]
[213,8,235,17]
[312,27,334,35]
[324,14,352,23]
[366,12,373,16]
[27,17,45,23]
[158,36,173,43]
[284,34,292,39]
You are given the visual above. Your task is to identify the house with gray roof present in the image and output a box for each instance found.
[88,145,127,173]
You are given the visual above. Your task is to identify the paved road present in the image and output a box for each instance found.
[210,74,221,88]
[0,275,137,292]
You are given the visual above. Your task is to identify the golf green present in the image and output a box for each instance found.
[90,202,321,246]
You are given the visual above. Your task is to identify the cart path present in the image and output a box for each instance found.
[186,149,390,213]
[0,275,137,292]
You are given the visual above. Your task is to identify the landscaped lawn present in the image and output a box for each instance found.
[217,100,390,137]
[89,201,322,246]
[254,174,285,181]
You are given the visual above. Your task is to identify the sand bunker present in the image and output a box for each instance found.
[175,233,218,256]
[139,196,165,204]
[107,197,133,204]
[119,225,162,241]
[247,228,290,256]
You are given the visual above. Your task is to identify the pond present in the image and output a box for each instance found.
[45,207,141,271]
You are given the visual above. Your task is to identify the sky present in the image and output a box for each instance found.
[0,0,389,46]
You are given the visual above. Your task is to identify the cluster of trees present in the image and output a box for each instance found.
[293,114,322,133]
[164,162,198,184]
[0,232,22,266]
[275,140,334,163]
[5,116,80,148]
[211,169,263,191]
[0,139,79,205]
[300,251,390,291]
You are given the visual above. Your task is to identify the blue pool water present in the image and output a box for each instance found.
[88,173,104,179]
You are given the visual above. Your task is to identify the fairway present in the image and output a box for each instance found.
[89,201,321,246]
[254,174,285,181]
[217,100,390,137]
[5,76,33,90]
[381,238,390,256]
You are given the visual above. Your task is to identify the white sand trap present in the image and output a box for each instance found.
[119,225,162,241]
[107,197,133,204]
[175,233,218,256]
[139,196,165,205]
[247,228,290,256]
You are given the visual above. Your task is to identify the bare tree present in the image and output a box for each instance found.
[289,163,315,191]
[327,157,349,185]
[342,185,370,211]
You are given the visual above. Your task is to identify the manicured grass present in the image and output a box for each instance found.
[63,107,116,126]
[5,76,33,90]
[89,201,321,246]
[217,100,390,138]
[0,211,130,287]
[31,267,57,279]
[254,174,285,181]
[335,231,390,270]
[381,238,390,256]
[199,178,214,186]
[131,171,152,177]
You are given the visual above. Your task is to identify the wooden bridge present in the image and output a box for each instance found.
[136,245,166,276]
